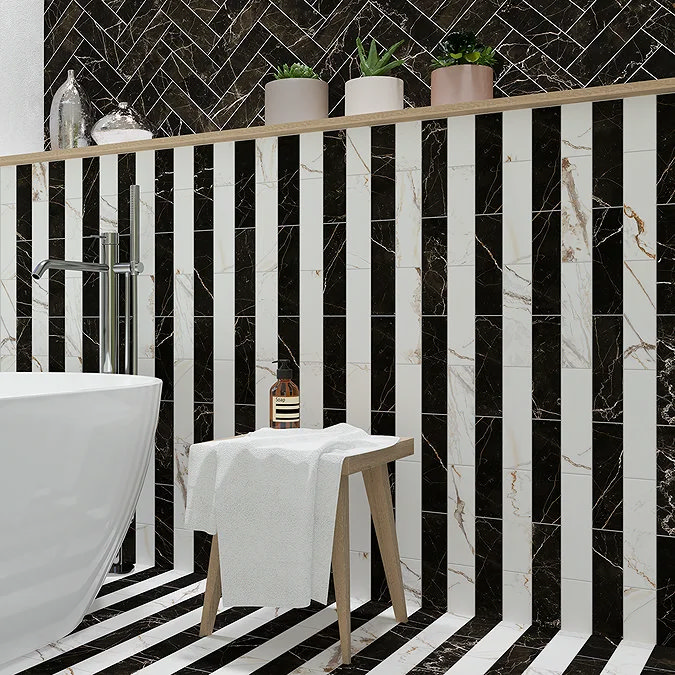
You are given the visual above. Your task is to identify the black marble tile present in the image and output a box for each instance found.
[324,222,346,316]
[278,225,300,316]
[532,106,562,212]
[475,214,503,315]
[422,413,447,513]
[48,317,65,372]
[235,140,255,228]
[645,644,675,672]
[324,316,346,409]
[592,207,623,315]
[592,99,623,208]
[323,407,346,426]
[194,229,214,317]
[657,204,675,314]
[155,481,173,569]
[422,511,448,611]
[422,316,447,415]
[422,119,448,218]
[324,130,346,224]
[532,420,561,525]
[155,400,174,486]
[658,426,675,537]
[278,135,300,226]
[235,403,256,435]
[657,316,675,425]
[592,528,623,638]
[49,160,66,239]
[422,217,447,316]
[476,417,503,519]
[475,316,503,417]
[658,534,675,645]
[154,233,174,317]
[82,316,99,373]
[532,523,561,629]
[533,316,561,420]
[155,315,174,402]
[371,316,395,413]
[371,220,395,316]
[658,94,675,206]
[234,227,255,316]
[475,113,503,215]
[234,316,255,406]
[475,517,503,620]
[278,316,299,378]
[371,125,396,222]
[194,316,214,404]
[592,422,623,531]
[593,315,623,423]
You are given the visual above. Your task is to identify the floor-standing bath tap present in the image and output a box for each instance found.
[33,185,145,571]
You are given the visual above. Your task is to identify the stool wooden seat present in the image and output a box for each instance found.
[198,436,414,665]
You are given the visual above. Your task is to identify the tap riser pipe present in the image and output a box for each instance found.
[99,232,119,374]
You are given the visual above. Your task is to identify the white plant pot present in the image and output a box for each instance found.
[265,78,329,125]
[344,76,404,116]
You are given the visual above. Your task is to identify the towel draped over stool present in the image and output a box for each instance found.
[184,424,399,608]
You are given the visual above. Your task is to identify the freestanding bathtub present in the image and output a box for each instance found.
[0,373,162,664]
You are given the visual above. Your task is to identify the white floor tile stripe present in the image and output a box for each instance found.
[523,631,589,674]
[444,621,530,674]
[100,563,152,587]
[212,600,366,674]
[0,580,206,674]
[88,570,189,612]
[367,613,471,674]
[135,607,290,674]
[600,641,654,674]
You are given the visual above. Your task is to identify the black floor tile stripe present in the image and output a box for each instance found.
[645,644,675,672]
[19,588,212,674]
[97,566,168,597]
[484,625,559,673]
[405,616,499,674]
[562,635,619,674]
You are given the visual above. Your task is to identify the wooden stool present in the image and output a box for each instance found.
[198,437,413,664]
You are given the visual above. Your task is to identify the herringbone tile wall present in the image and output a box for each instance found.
[45,0,675,141]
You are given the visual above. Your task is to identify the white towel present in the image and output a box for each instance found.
[184,424,399,608]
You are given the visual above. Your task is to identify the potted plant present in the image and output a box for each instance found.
[430,31,497,106]
[265,63,329,125]
[344,38,407,116]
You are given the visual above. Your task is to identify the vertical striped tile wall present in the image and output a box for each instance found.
[2,94,674,646]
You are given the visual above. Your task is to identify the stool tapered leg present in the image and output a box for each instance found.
[199,534,222,636]
[332,474,351,664]
[363,464,408,623]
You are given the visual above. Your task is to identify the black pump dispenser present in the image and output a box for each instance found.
[276,359,293,379]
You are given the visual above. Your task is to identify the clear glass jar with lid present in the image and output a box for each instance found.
[91,102,153,145]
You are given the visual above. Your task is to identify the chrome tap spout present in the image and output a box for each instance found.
[32,259,108,279]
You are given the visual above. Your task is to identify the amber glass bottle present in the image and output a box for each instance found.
[269,359,300,429]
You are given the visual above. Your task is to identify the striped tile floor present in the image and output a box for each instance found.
[2,569,674,675]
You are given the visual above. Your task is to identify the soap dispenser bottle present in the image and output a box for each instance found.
[270,359,300,429]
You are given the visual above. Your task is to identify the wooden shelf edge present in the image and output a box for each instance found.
[2,77,674,168]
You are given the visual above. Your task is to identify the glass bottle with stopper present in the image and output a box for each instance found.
[269,359,300,429]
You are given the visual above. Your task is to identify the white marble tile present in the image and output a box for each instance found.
[502,163,532,266]
[31,162,49,202]
[173,526,195,572]
[448,463,475,567]
[447,265,475,365]
[136,274,155,361]
[300,269,323,363]
[400,556,423,611]
[255,268,278,429]
[503,368,532,470]
[214,359,235,439]
[503,469,532,576]
[0,203,15,280]
[135,150,154,194]
[503,108,533,163]
[213,273,235,361]
[447,166,476,266]
[395,120,422,172]
[600,640,654,674]
[31,199,49,362]
[255,181,278,273]
[561,262,592,368]
[623,95,657,153]
[623,260,656,370]
[396,459,421,560]
[448,114,476,167]
[503,264,532,367]
[623,587,657,644]
[64,194,83,367]
[561,102,593,158]
[98,154,117,197]
[395,169,422,268]
[346,267,370,364]
[99,194,118,233]
[135,522,155,568]
[561,578,592,634]
[138,191,155,273]
[623,151,656,261]
[300,131,323,179]
[623,369,656,481]
[447,562,475,617]
[503,570,532,625]
[213,184,235,274]
[561,473,593,583]
[561,368,593,474]
[173,357,194,526]
[299,181,323,272]
[346,173,371,270]
[0,165,16,205]
[173,271,194,360]
[214,141,235,186]
[346,126,371,175]
[396,363,422,460]
[174,146,194,191]
[448,365,475,466]
[350,549,371,601]
[395,265,421,365]
[65,158,82,200]
[561,152,592,261]
[623,477,657,591]
[346,361,371,432]
[523,632,589,675]
[299,361,322,429]
[255,137,278,183]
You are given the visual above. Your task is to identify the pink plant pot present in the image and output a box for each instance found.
[431,65,494,106]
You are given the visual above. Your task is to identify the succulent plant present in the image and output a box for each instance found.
[432,31,497,69]
[274,63,320,80]
[356,38,407,77]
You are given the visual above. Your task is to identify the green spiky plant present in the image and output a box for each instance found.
[274,63,320,80]
[356,38,407,77]
[431,31,497,69]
